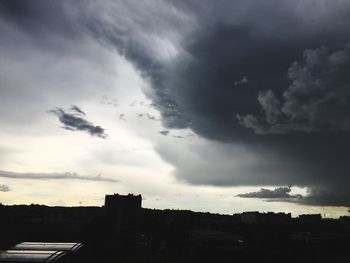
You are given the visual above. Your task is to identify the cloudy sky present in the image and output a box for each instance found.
[1,0,350,217]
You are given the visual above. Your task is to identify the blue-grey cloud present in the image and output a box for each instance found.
[70,105,86,116]
[48,106,107,138]
[0,170,118,183]
[159,130,170,136]
[237,187,302,199]
[0,184,10,192]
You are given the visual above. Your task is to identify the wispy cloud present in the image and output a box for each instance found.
[137,113,159,121]
[100,97,119,108]
[0,170,118,183]
[119,113,126,121]
[48,106,107,138]
[159,130,170,136]
[0,184,10,192]
[234,76,248,86]
[70,105,86,115]
[145,113,159,121]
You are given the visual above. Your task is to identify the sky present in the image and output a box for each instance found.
[1,0,350,218]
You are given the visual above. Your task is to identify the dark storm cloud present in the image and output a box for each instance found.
[2,0,350,206]
[234,76,249,86]
[136,1,350,207]
[49,106,107,138]
[0,0,76,37]
[237,187,302,199]
[0,184,10,192]
[0,170,118,183]
[239,45,350,134]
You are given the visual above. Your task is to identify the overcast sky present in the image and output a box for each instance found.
[1,0,350,217]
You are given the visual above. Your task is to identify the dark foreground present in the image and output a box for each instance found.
[1,201,350,263]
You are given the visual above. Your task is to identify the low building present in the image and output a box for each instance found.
[298,214,322,224]
[241,212,260,224]
[241,211,291,225]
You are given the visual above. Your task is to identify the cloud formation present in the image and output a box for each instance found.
[237,187,302,199]
[119,113,126,121]
[0,170,118,183]
[2,0,350,207]
[159,130,170,136]
[0,184,10,192]
[70,105,86,116]
[137,113,159,121]
[239,45,350,134]
[49,106,107,138]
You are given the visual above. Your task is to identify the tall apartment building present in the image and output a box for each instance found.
[104,193,142,242]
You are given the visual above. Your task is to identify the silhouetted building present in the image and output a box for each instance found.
[339,216,350,225]
[264,212,291,225]
[298,214,322,224]
[241,212,291,225]
[241,212,260,224]
[104,193,142,242]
